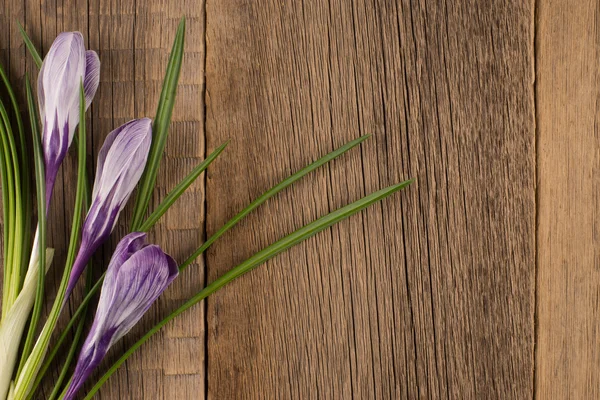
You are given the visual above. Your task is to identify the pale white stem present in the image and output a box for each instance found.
[0,249,54,400]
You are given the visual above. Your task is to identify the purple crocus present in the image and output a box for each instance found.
[66,118,152,296]
[64,232,178,400]
[39,32,100,205]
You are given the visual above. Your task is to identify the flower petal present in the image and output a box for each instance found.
[66,120,151,296]
[66,232,147,297]
[38,32,86,147]
[64,236,177,400]
[98,245,177,340]
[83,50,100,110]
[91,118,152,204]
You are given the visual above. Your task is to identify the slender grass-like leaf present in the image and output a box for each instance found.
[44,267,93,400]
[12,82,88,400]
[0,101,12,318]
[17,76,46,374]
[0,249,54,400]
[138,140,229,232]
[43,135,371,369]
[82,179,413,399]
[34,138,225,372]
[179,134,371,271]
[0,99,19,316]
[32,277,102,394]
[130,17,185,231]
[0,62,32,287]
[0,100,24,302]
[28,150,94,400]
[17,22,43,69]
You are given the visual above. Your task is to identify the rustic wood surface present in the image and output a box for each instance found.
[0,0,595,399]
[536,1,600,398]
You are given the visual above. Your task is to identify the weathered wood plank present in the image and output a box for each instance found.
[536,1,600,398]
[4,0,206,398]
[85,1,207,398]
[1,0,541,398]
[205,0,534,399]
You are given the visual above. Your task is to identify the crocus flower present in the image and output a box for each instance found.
[39,32,100,205]
[66,118,152,296]
[64,232,178,400]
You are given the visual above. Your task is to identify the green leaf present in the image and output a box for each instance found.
[138,140,229,232]
[130,17,186,231]
[44,266,93,400]
[17,76,46,375]
[0,100,13,319]
[12,82,88,400]
[36,139,226,375]
[29,161,94,399]
[82,179,414,399]
[179,134,372,271]
[17,22,43,68]
[0,99,20,315]
[43,134,371,371]
[0,61,32,288]
[32,277,102,392]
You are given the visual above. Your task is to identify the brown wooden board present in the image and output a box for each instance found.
[205,1,534,399]
[0,0,206,398]
[12,0,600,398]
[536,1,600,398]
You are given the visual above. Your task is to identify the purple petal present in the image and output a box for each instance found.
[37,60,45,122]
[66,232,148,297]
[107,231,149,267]
[38,32,86,147]
[42,113,69,208]
[64,119,152,291]
[38,31,100,211]
[98,245,177,337]
[91,118,152,203]
[65,119,151,295]
[64,235,177,399]
[73,118,152,262]
[83,50,100,109]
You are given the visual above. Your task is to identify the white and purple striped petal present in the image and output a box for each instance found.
[66,118,152,296]
[83,51,100,109]
[38,32,100,206]
[64,233,178,400]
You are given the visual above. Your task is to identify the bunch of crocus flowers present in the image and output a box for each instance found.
[0,17,412,400]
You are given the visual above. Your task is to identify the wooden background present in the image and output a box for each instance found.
[0,0,597,398]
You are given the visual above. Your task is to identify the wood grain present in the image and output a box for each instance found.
[536,1,600,398]
[84,1,207,398]
[205,1,534,399]
[1,0,206,398]
[8,0,592,398]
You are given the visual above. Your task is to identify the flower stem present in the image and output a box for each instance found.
[45,267,93,400]
[16,76,47,375]
[11,83,87,400]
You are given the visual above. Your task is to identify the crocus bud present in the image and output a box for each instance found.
[66,118,152,296]
[38,32,100,204]
[64,233,178,400]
